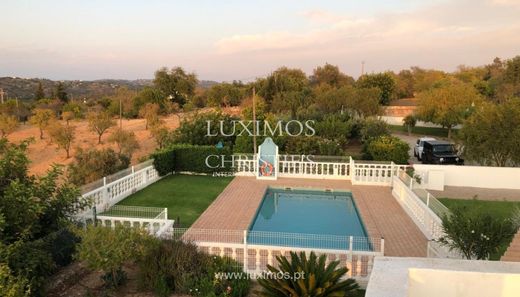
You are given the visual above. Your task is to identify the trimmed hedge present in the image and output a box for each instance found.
[152,144,234,176]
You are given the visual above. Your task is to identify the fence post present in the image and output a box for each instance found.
[349,236,353,256]
[131,165,135,174]
[426,193,430,207]
[243,230,248,273]
[390,162,395,186]
[164,207,168,220]
[349,157,355,180]
[409,178,414,190]
[381,237,385,255]
[102,176,109,208]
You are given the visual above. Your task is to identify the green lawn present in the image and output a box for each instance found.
[389,125,450,138]
[116,174,234,227]
[438,198,520,260]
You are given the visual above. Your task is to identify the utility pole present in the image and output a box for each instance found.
[361,61,366,76]
[252,87,257,155]
[0,88,4,104]
[119,96,123,129]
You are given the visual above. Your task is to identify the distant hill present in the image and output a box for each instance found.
[0,77,219,101]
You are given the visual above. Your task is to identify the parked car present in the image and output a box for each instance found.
[422,140,464,165]
[414,137,436,161]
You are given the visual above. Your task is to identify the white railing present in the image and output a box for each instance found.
[233,155,408,185]
[391,171,463,259]
[96,215,174,237]
[392,175,444,240]
[278,160,351,180]
[352,161,408,186]
[80,160,161,213]
[163,228,384,287]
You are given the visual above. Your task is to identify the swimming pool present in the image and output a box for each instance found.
[248,187,372,250]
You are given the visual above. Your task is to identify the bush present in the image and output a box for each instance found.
[67,147,130,185]
[2,240,56,296]
[285,136,343,156]
[138,240,250,297]
[152,144,234,175]
[402,114,417,135]
[258,251,359,297]
[360,118,389,143]
[75,225,156,288]
[438,206,516,260]
[172,111,239,148]
[365,135,410,164]
[42,228,80,267]
[314,114,354,146]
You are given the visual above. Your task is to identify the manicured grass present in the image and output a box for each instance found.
[438,198,520,220]
[117,174,233,227]
[438,198,520,260]
[389,125,450,138]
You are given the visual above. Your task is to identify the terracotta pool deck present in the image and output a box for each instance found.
[191,177,427,257]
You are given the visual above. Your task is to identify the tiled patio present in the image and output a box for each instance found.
[191,176,427,257]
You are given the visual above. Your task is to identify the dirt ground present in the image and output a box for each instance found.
[6,107,241,176]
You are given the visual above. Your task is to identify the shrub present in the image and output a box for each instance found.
[67,147,130,185]
[172,111,238,148]
[365,135,410,164]
[360,118,389,143]
[152,144,234,175]
[258,251,359,297]
[138,240,250,297]
[2,240,56,296]
[285,136,343,156]
[75,225,156,288]
[42,228,80,267]
[314,114,354,146]
[438,206,516,260]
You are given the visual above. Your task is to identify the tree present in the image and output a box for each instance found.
[87,111,115,144]
[150,125,171,149]
[258,67,309,104]
[67,147,130,185]
[310,63,354,87]
[138,103,160,130]
[0,139,85,294]
[313,85,381,117]
[258,251,359,297]
[48,121,75,158]
[53,82,68,103]
[35,82,45,100]
[0,114,18,138]
[153,66,198,106]
[206,82,244,107]
[416,82,482,138]
[458,99,520,166]
[61,111,75,126]
[438,207,515,260]
[402,114,417,136]
[357,72,396,105]
[29,108,55,139]
[271,90,310,118]
[394,69,415,98]
[108,128,140,158]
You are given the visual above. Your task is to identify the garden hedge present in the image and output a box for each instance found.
[152,144,233,176]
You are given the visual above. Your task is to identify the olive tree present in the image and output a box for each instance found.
[87,111,115,144]
[29,108,55,139]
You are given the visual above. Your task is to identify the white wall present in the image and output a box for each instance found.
[413,164,520,190]
[379,116,462,128]
[408,268,520,297]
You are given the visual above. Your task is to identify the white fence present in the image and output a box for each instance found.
[235,155,409,186]
[80,160,161,213]
[391,170,462,259]
[164,228,384,287]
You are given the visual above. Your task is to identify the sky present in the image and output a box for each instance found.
[1,0,519,81]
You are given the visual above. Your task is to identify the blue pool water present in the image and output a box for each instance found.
[248,188,372,250]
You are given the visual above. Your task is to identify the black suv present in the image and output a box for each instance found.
[422,140,464,165]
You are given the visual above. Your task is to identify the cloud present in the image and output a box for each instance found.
[213,0,520,76]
